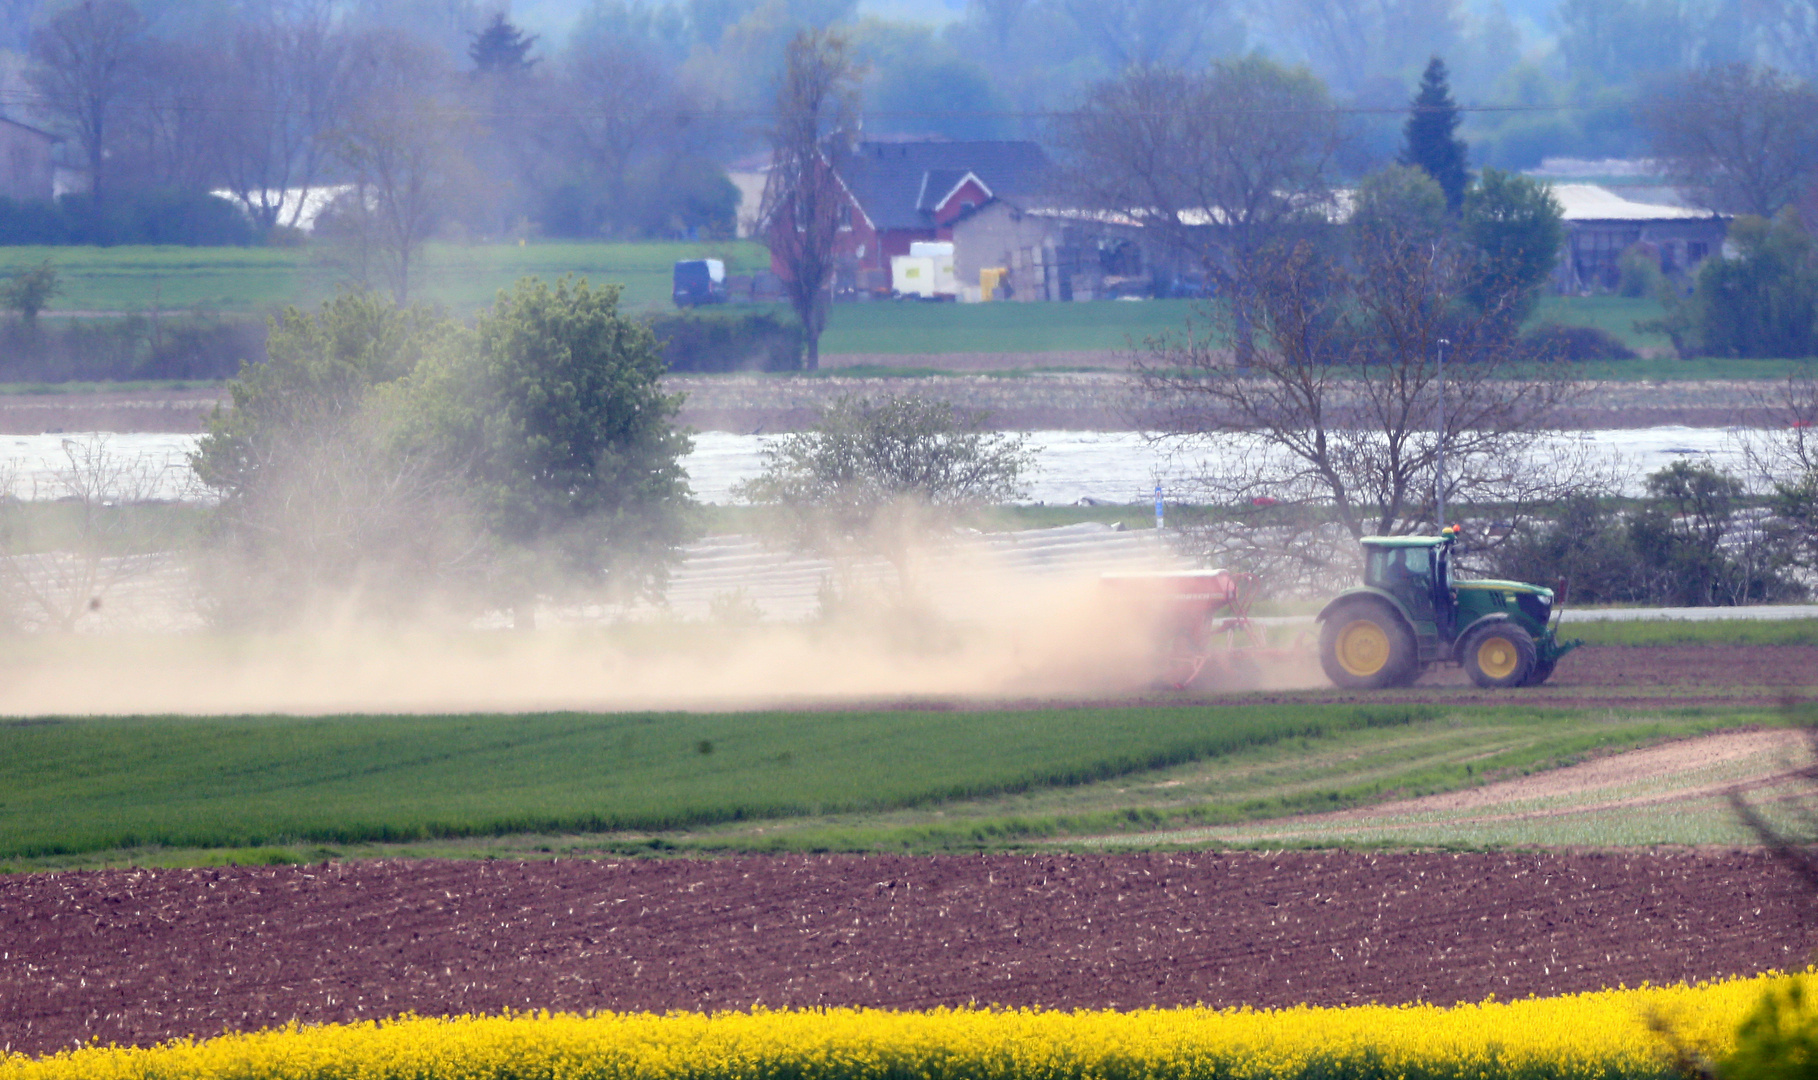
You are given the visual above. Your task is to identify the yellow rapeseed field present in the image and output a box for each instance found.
[0,971,1795,1080]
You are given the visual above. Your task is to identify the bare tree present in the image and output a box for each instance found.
[330,31,472,304]
[534,33,727,239]
[1748,0,1818,80]
[1058,57,1350,275]
[1741,367,1818,483]
[28,0,149,202]
[1057,0,1242,70]
[732,394,1031,598]
[113,37,225,193]
[761,28,863,372]
[213,5,356,231]
[1259,0,1463,100]
[1137,168,1591,589]
[1734,366,1818,572]
[0,436,182,633]
[1640,64,1818,217]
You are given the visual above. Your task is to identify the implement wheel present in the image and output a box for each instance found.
[1319,602,1417,689]
[1461,623,1537,689]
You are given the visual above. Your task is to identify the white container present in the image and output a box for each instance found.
[891,255,936,297]
[906,242,957,296]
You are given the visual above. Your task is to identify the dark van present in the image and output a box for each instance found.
[672,259,727,306]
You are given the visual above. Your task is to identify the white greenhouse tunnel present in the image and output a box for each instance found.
[0,425,1774,506]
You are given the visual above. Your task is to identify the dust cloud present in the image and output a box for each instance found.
[0,555,1325,717]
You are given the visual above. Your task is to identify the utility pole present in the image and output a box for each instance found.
[1435,337,1449,530]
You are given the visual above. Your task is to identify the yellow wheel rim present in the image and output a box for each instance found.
[1336,620,1391,677]
[1476,635,1520,680]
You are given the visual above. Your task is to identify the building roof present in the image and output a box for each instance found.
[1547,183,1721,222]
[0,115,59,143]
[843,140,1056,231]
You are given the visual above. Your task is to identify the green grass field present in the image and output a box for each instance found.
[3,241,774,316]
[0,700,1769,871]
[6,242,1810,375]
[819,298,1202,354]
[1569,617,1818,647]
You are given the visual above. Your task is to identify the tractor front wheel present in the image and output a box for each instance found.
[1319,603,1418,689]
[1461,623,1538,688]
[1523,655,1558,687]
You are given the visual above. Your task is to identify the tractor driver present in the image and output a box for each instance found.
[1383,548,1439,628]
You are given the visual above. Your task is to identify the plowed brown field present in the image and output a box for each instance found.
[3,850,1813,1057]
[1221,644,1818,709]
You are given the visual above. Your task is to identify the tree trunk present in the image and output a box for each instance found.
[805,331,819,371]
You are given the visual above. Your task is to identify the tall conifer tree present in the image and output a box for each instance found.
[1399,56,1470,211]
[469,13,538,75]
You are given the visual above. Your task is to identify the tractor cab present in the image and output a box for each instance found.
[1360,534,1453,648]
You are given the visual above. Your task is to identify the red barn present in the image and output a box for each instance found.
[768,139,1058,295]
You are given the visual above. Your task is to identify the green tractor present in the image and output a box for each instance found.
[1317,526,1581,689]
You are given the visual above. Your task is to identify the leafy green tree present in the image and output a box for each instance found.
[1351,163,1448,250]
[1399,56,1470,211]
[198,281,695,626]
[1461,168,1565,325]
[1628,459,1803,606]
[194,290,451,506]
[1671,211,1818,359]
[732,394,1030,595]
[1489,492,1645,604]
[191,291,467,623]
[1777,470,1818,570]
[405,275,693,623]
[0,261,61,325]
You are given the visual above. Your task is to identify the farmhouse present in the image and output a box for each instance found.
[825,139,1059,295]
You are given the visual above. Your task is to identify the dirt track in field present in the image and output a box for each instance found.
[1107,729,1817,848]
[3,849,1815,1056]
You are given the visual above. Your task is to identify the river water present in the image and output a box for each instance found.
[0,426,1767,505]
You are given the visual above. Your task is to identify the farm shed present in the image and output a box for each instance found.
[1548,183,1729,293]
[950,202,1153,302]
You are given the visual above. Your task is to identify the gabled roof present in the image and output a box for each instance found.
[844,140,1056,231]
[1547,183,1723,222]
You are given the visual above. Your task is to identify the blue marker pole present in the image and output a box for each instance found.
[1154,483,1164,530]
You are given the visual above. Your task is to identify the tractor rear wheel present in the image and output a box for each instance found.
[1320,603,1418,689]
[1461,623,1538,688]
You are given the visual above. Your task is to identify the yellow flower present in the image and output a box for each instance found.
[0,971,1790,1080]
